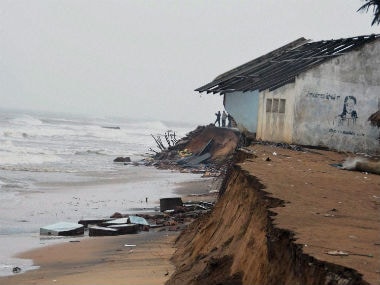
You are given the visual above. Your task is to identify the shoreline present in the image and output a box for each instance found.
[0,174,219,285]
[0,166,202,276]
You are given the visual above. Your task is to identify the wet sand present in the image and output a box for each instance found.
[0,176,218,285]
[1,231,177,285]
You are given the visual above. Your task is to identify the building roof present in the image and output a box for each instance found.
[195,34,380,94]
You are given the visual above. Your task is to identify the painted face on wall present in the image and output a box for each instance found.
[345,98,356,114]
[337,95,358,126]
[340,95,357,118]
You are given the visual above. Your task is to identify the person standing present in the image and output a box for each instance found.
[227,113,233,128]
[221,111,227,127]
[214,111,221,127]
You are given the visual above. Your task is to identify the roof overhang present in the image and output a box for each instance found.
[195,34,380,95]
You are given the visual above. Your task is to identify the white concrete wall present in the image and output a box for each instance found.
[256,39,380,153]
[224,90,259,133]
[292,40,380,153]
[256,83,296,143]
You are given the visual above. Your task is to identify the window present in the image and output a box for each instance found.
[272,99,279,112]
[279,99,286,113]
[266,99,272,112]
[266,98,286,113]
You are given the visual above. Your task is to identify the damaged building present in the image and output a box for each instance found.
[196,34,380,154]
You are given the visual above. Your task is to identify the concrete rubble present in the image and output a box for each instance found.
[40,222,85,236]
[41,126,236,238]
[77,199,215,237]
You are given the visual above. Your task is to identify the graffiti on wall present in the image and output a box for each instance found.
[337,96,358,126]
[305,91,365,137]
[328,128,365,136]
[306,92,340,101]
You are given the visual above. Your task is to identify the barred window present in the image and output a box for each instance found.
[266,99,272,112]
[279,99,286,113]
[266,98,286,113]
[272,99,279,112]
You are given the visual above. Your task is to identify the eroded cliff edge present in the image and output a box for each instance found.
[167,145,380,285]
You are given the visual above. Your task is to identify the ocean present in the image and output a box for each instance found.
[0,109,199,276]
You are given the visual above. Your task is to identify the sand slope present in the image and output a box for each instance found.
[167,145,380,285]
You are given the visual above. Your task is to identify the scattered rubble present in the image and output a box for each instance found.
[252,140,306,151]
[144,125,242,175]
[88,225,119,237]
[40,222,85,236]
[108,224,140,234]
[46,127,231,239]
[76,199,216,237]
[102,217,130,226]
[160,197,183,212]
[78,218,113,228]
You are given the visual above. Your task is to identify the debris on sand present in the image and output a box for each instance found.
[40,222,85,236]
[146,125,242,175]
[12,267,21,274]
[341,157,380,175]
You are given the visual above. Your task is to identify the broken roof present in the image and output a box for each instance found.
[195,34,380,94]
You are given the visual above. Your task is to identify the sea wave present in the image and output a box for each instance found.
[0,153,63,166]
[2,113,188,146]
[74,149,108,156]
[1,126,76,140]
[0,140,62,165]
[0,176,28,190]
[0,140,57,155]
[0,181,25,189]
[0,111,190,177]
[0,165,78,173]
[9,114,43,126]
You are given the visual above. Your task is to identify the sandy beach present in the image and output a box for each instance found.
[1,231,178,285]
[0,176,218,285]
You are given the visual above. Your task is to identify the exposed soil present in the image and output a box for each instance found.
[167,143,380,285]
[152,124,241,169]
[182,125,241,162]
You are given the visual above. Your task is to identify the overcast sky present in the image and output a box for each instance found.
[1,1,379,124]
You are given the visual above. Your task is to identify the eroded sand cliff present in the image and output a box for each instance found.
[167,145,380,285]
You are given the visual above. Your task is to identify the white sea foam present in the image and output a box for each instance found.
[9,114,43,126]
[0,110,193,178]
[0,140,62,165]
[74,149,108,155]
[0,257,40,277]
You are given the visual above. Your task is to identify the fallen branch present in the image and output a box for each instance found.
[151,134,165,150]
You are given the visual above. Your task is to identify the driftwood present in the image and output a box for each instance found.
[151,134,165,150]
[164,132,171,147]
[157,136,165,149]
[151,131,178,151]
[149,148,159,154]
[170,132,177,144]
